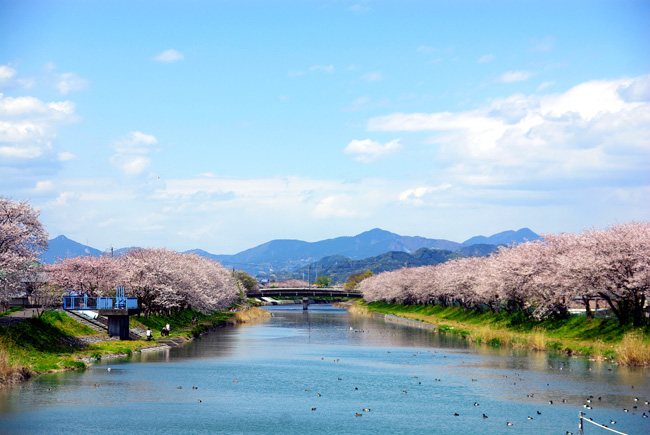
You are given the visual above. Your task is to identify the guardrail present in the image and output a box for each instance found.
[247,288,362,298]
[63,296,138,310]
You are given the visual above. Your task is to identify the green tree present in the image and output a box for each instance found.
[314,275,333,287]
[344,270,373,290]
[234,270,259,292]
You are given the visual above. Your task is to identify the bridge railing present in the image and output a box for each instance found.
[63,296,138,311]
[247,288,362,298]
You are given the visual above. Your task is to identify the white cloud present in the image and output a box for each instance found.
[0,93,76,159]
[51,191,76,207]
[0,65,17,84]
[113,131,158,151]
[56,72,89,95]
[37,63,89,94]
[0,94,75,118]
[366,75,650,186]
[313,194,363,219]
[110,131,159,175]
[0,142,51,159]
[344,138,402,163]
[618,74,650,102]
[111,155,151,176]
[36,174,414,252]
[537,80,555,91]
[154,49,184,62]
[399,184,453,206]
[34,180,54,192]
[498,70,533,83]
[361,71,383,82]
[477,54,495,64]
[58,152,77,161]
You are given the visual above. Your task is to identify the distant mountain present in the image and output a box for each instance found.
[455,243,501,257]
[291,247,460,284]
[204,228,461,276]
[42,227,540,276]
[41,235,103,263]
[461,228,541,247]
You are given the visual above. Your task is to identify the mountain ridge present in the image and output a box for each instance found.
[41,228,541,277]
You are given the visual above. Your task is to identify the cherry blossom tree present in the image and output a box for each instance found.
[46,254,122,296]
[30,283,62,317]
[173,252,238,312]
[359,222,650,326]
[273,279,309,288]
[0,198,48,305]
[119,248,238,316]
[539,232,598,320]
[359,222,649,326]
[577,223,650,326]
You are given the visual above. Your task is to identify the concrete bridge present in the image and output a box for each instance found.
[247,287,362,298]
[247,287,361,311]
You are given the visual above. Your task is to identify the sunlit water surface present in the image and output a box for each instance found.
[1,305,648,434]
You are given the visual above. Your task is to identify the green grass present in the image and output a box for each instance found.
[360,302,650,365]
[0,311,97,374]
[130,309,235,338]
[0,307,22,317]
[0,307,248,385]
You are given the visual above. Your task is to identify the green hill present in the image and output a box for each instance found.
[292,248,461,284]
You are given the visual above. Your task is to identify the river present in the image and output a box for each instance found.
[1,305,648,434]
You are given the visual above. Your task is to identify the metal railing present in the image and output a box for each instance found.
[63,295,138,310]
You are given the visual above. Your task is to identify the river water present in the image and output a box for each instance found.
[1,305,648,434]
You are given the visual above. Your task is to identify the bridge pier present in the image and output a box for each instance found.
[302,297,309,310]
[99,308,140,340]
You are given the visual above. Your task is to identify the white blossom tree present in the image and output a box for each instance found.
[358,221,649,326]
[46,254,122,296]
[0,198,48,305]
[577,223,650,326]
[119,248,238,316]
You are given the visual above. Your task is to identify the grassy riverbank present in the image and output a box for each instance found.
[130,306,271,339]
[353,302,650,365]
[0,311,97,385]
[0,306,270,387]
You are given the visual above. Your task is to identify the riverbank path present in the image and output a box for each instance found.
[0,308,40,326]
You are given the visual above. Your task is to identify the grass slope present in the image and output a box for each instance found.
[0,311,92,376]
[130,309,236,339]
[0,308,244,386]
[359,302,650,365]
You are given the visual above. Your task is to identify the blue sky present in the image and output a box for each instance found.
[1,0,648,254]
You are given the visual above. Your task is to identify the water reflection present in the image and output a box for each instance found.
[0,304,648,435]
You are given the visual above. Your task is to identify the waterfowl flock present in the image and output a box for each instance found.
[146,332,648,434]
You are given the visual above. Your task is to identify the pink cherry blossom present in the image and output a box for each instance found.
[0,197,48,304]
